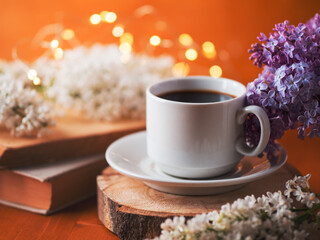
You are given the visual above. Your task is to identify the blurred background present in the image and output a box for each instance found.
[0,0,319,190]
[1,0,320,83]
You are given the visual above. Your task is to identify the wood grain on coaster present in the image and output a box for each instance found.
[97,164,300,240]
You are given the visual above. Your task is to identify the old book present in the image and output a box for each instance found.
[0,154,106,215]
[0,112,145,168]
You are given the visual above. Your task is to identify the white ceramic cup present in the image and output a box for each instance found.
[146,76,270,179]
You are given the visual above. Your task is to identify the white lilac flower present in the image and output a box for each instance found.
[301,193,320,208]
[33,44,174,121]
[186,213,209,233]
[256,194,270,209]
[0,67,54,137]
[266,191,287,208]
[152,174,319,240]
[286,174,320,209]
[284,180,295,198]
[295,174,311,189]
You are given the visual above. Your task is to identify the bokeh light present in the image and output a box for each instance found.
[53,48,63,60]
[27,69,37,80]
[149,35,161,46]
[100,11,109,21]
[61,29,75,40]
[185,48,198,61]
[202,41,216,59]
[90,14,101,25]
[112,25,124,37]
[119,42,132,54]
[204,49,216,59]
[120,33,133,44]
[209,65,222,78]
[33,77,41,85]
[50,40,59,48]
[172,62,190,76]
[202,41,215,52]
[105,12,117,23]
[179,33,193,47]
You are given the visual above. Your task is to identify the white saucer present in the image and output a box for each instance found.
[106,131,287,196]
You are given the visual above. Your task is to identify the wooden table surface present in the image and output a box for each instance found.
[0,129,319,240]
[0,196,118,240]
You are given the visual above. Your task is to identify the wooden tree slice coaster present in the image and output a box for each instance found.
[97,164,300,240]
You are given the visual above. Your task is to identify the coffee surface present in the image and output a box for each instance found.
[158,90,234,103]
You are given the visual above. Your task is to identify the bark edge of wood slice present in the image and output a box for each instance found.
[97,164,300,240]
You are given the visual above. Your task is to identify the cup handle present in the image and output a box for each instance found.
[235,105,270,156]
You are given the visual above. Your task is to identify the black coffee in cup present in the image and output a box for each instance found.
[158,90,234,103]
[147,77,270,179]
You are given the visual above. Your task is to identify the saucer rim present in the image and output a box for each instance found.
[106,131,287,187]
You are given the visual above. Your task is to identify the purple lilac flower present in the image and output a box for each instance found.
[246,13,320,159]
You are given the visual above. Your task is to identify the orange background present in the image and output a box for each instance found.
[0,0,319,190]
[1,0,320,83]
